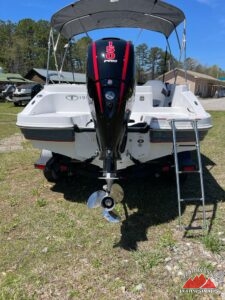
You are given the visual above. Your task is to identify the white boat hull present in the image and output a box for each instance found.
[17,82,212,170]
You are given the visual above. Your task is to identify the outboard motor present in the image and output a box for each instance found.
[87,38,135,179]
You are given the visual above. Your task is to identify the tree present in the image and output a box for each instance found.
[0,21,16,72]
[195,64,205,74]
[184,57,198,71]
[34,20,51,69]
[148,47,163,79]
[0,19,225,78]
[135,43,149,82]
[207,65,221,78]
[0,19,50,75]
[70,36,92,73]
[14,19,36,73]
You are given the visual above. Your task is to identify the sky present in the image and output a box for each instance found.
[0,0,225,70]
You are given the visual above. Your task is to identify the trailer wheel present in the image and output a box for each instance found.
[43,156,62,183]
[43,167,60,183]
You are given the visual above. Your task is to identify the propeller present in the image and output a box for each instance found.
[87,183,124,223]
[87,190,106,209]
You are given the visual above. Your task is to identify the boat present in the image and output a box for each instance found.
[17,0,212,222]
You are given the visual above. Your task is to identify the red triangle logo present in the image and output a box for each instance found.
[183,274,216,289]
[201,279,216,289]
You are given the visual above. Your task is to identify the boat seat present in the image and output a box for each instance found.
[134,85,153,112]
[144,80,168,107]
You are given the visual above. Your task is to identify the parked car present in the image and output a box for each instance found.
[13,83,43,106]
[0,84,16,101]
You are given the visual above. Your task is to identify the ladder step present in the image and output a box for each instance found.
[178,170,200,174]
[180,197,203,202]
[176,144,197,147]
[184,225,205,231]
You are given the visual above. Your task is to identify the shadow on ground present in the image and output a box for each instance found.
[51,154,225,250]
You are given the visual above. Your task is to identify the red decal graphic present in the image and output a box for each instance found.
[118,42,131,111]
[106,41,116,60]
[92,42,103,113]
[183,274,216,289]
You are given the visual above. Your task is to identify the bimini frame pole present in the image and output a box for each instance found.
[52,33,61,82]
[183,19,187,82]
[165,37,177,83]
[46,29,62,84]
[177,19,187,82]
[59,41,71,81]
[166,18,186,84]
[46,29,52,85]
[176,19,187,82]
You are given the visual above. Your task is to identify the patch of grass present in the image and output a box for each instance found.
[91,258,102,269]
[0,273,34,300]
[132,250,164,271]
[198,260,215,273]
[202,234,223,253]
[2,218,20,234]
[0,165,7,181]
[36,198,48,207]
[0,102,22,114]
[68,289,80,299]
[9,196,19,207]
[0,123,21,140]
[132,230,175,272]
[0,103,23,138]
[158,229,176,249]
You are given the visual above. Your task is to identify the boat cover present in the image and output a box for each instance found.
[51,0,185,39]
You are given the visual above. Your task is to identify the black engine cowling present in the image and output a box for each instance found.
[87,38,135,173]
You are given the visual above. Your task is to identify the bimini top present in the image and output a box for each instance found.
[51,0,185,39]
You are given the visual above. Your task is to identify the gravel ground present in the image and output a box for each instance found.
[199,97,225,111]
[0,133,25,153]
[163,232,225,298]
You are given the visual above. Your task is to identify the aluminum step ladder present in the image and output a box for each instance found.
[170,119,207,231]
